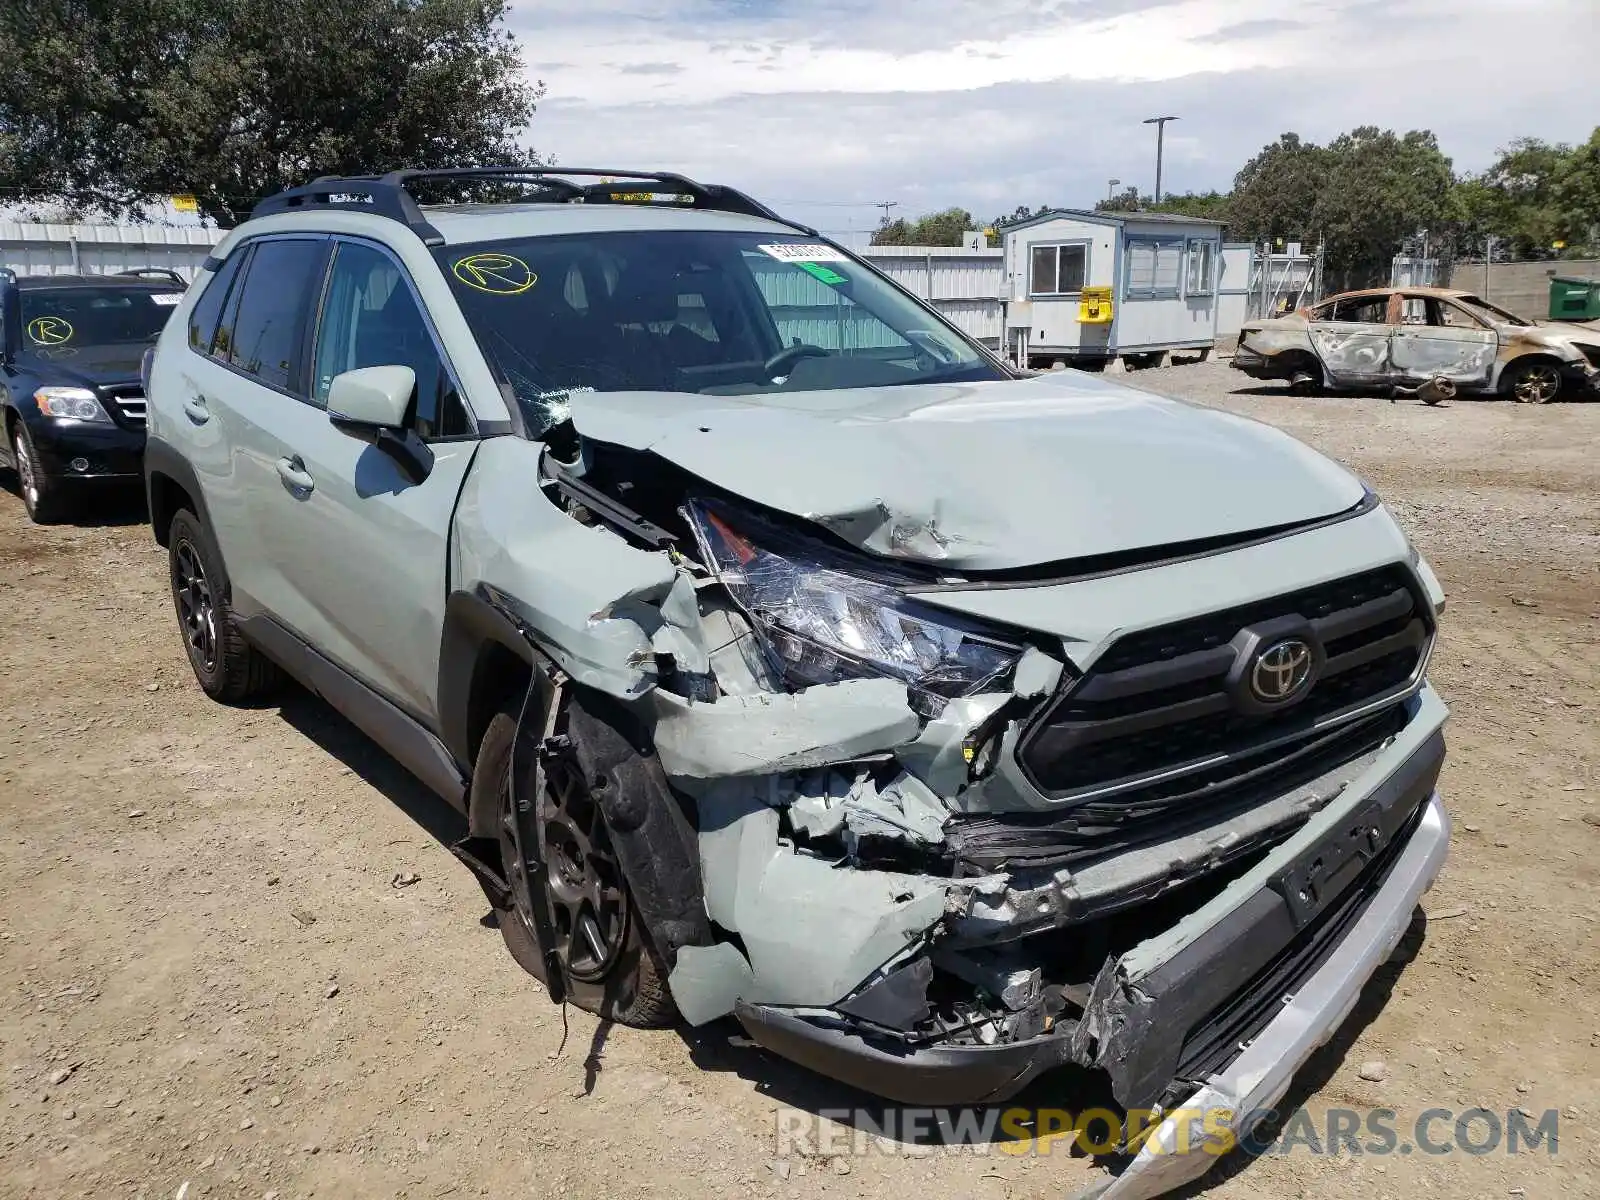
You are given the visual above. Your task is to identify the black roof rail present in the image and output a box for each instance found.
[248,166,813,244]
[115,267,187,286]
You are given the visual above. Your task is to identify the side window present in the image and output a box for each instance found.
[226,239,326,391]
[1324,296,1390,324]
[312,241,470,437]
[1124,241,1183,299]
[186,252,245,354]
[1436,302,1485,330]
[1185,241,1215,295]
[1029,244,1086,295]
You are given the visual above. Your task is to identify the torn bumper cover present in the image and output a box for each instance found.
[730,696,1447,1113]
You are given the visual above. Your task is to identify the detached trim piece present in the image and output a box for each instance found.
[1076,791,1451,1200]
[1069,725,1445,1110]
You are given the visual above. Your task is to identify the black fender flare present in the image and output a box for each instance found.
[144,436,218,547]
[437,587,540,791]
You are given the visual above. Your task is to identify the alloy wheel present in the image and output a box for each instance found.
[172,539,218,672]
[499,722,630,984]
[1513,365,1561,404]
[13,430,37,509]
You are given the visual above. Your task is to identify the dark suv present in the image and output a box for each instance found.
[1,269,186,522]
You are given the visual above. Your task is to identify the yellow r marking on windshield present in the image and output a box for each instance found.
[27,315,74,345]
[452,252,537,296]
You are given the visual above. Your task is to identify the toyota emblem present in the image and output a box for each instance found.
[1249,638,1315,703]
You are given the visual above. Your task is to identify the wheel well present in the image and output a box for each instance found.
[465,640,532,768]
[148,471,195,547]
[1499,353,1564,387]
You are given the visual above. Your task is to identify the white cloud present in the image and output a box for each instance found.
[511,0,1600,232]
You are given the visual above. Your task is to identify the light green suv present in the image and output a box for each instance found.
[145,168,1450,1198]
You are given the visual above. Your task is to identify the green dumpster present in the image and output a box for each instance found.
[1549,275,1600,321]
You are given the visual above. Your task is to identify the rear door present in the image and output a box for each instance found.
[176,240,329,624]
[258,237,478,725]
[1390,295,1497,386]
[1306,293,1398,385]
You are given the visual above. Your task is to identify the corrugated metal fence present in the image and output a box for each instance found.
[0,221,223,281]
[859,245,1005,346]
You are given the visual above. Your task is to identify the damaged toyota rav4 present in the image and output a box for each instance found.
[145,169,1449,1197]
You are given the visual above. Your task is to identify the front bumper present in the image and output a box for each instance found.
[27,416,145,480]
[1074,789,1448,1200]
[1229,346,1279,379]
[735,692,1447,1128]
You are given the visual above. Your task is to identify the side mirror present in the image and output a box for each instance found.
[327,365,433,486]
[328,365,415,432]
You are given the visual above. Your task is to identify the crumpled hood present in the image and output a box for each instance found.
[569,371,1366,570]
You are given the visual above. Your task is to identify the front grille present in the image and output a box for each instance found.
[948,705,1405,875]
[1173,794,1425,1083]
[102,384,146,427]
[1019,566,1430,800]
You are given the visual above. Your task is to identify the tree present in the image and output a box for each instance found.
[0,0,544,227]
[1095,188,1230,224]
[1311,127,1454,289]
[1095,187,1141,213]
[1226,133,1330,245]
[989,203,1051,230]
[1551,128,1600,254]
[871,207,977,246]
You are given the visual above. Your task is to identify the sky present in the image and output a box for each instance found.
[518,0,1600,244]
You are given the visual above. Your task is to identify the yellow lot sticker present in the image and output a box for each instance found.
[452,252,537,295]
[27,315,74,345]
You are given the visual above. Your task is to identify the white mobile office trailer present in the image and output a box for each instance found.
[1000,209,1228,370]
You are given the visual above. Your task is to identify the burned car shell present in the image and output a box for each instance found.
[1234,286,1600,398]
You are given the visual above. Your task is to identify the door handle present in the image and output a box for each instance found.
[182,395,210,424]
[275,455,315,496]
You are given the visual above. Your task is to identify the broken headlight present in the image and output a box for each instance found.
[686,499,1020,715]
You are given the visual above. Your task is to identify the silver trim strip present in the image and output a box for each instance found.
[1072,790,1450,1200]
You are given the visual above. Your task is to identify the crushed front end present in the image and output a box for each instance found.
[480,414,1450,1198]
[634,488,1448,1121]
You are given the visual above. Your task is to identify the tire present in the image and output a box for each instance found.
[474,707,676,1027]
[1501,360,1562,404]
[11,420,70,524]
[166,508,279,702]
[1282,354,1322,396]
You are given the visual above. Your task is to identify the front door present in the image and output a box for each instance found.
[1390,296,1497,386]
[259,238,479,726]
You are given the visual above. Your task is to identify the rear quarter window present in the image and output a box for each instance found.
[187,253,246,354]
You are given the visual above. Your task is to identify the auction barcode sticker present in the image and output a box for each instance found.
[758,243,850,263]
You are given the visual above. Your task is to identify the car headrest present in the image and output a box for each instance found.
[599,259,682,326]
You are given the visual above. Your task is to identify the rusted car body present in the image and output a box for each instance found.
[1234,287,1600,402]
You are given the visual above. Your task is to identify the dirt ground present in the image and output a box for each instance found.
[3,363,1598,1200]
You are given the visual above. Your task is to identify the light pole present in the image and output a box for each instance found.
[1107,178,1121,205]
[1143,116,1179,203]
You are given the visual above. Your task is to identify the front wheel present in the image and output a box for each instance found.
[1503,360,1563,404]
[475,707,675,1027]
[11,421,69,524]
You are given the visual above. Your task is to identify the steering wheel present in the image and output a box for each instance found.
[763,343,830,379]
